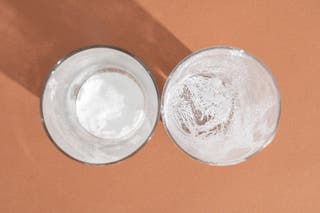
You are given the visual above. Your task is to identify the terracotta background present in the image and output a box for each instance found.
[0,0,319,212]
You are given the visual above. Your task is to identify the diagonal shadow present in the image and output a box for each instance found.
[0,0,191,97]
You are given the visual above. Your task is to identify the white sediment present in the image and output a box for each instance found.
[76,71,145,139]
[163,49,280,164]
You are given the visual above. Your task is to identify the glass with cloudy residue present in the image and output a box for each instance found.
[41,46,159,165]
[161,47,281,166]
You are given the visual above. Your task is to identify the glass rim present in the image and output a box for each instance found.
[161,46,281,166]
[40,45,161,166]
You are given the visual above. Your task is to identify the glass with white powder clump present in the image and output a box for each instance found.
[161,47,280,166]
[41,46,159,165]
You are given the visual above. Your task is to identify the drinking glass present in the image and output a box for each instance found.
[41,46,160,165]
[161,47,281,166]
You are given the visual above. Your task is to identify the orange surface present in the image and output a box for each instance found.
[0,0,319,212]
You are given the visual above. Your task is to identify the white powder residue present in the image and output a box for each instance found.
[171,72,236,139]
[47,77,57,100]
[163,50,280,164]
[76,70,145,139]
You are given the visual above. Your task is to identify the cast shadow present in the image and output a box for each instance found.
[0,0,191,96]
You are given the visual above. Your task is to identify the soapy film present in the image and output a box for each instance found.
[164,50,279,164]
[172,72,236,139]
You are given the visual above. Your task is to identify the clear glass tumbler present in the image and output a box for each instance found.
[41,46,160,165]
[161,47,281,166]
